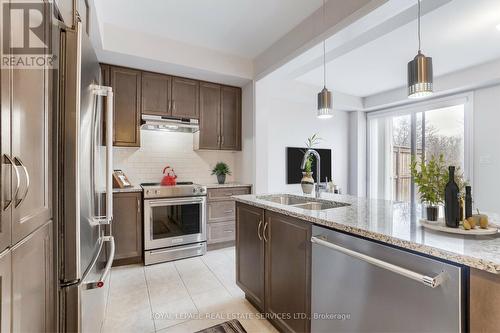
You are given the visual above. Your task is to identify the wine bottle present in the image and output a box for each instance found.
[465,186,473,219]
[444,166,460,228]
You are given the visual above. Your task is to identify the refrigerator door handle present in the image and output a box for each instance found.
[85,236,115,289]
[92,85,114,226]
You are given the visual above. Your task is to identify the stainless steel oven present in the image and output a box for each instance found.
[142,183,207,265]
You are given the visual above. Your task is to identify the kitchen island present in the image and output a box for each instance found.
[233,192,500,333]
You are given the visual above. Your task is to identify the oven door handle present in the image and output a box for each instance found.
[149,243,204,255]
[147,197,205,206]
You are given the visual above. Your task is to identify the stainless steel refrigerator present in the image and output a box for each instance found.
[58,22,115,332]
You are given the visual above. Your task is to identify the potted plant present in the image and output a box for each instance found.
[410,154,447,221]
[301,134,322,194]
[211,162,231,184]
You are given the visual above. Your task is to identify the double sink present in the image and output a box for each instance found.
[257,194,350,211]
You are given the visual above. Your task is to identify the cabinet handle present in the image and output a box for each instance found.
[2,154,19,210]
[221,135,224,145]
[257,220,263,241]
[168,100,171,112]
[172,100,176,111]
[224,230,233,233]
[224,209,234,214]
[137,198,140,214]
[263,222,268,242]
[14,156,29,208]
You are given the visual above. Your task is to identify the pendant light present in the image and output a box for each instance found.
[317,0,333,118]
[407,0,433,99]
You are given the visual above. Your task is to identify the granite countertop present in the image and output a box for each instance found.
[233,192,500,275]
[113,186,143,193]
[203,183,252,189]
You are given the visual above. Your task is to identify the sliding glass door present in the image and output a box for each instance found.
[368,99,468,204]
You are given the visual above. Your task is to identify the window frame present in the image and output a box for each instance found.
[366,92,474,202]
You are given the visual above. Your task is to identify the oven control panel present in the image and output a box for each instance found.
[142,184,207,199]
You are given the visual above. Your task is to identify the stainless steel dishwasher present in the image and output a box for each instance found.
[311,225,465,333]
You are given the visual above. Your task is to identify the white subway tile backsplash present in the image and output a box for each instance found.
[113,130,236,185]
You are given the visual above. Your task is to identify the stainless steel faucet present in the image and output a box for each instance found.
[301,149,321,198]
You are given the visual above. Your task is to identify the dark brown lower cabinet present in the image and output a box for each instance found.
[470,268,500,331]
[112,192,143,266]
[236,203,311,333]
[265,211,311,333]
[236,203,265,311]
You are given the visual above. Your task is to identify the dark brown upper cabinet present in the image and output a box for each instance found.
[220,86,241,150]
[197,83,241,151]
[110,66,141,147]
[198,82,221,150]
[101,63,240,149]
[141,72,171,116]
[171,77,199,119]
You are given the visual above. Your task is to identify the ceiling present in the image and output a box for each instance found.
[289,0,500,97]
[95,0,324,59]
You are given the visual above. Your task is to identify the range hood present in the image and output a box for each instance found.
[141,114,199,133]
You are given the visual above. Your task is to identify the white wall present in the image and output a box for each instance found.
[348,111,367,196]
[255,78,350,194]
[473,85,500,214]
[113,130,237,185]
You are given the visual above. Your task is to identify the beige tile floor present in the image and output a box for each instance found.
[101,247,278,333]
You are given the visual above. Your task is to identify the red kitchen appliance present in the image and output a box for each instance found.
[161,166,177,186]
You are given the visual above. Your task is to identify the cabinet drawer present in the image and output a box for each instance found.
[208,201,235,222]
[208,221,235,244]
[207,187,251,201]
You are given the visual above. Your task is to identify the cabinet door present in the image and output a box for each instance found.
[220,86,241,151]
[198,83,221,150]
[236,203,265,311]
[101,64,110,85]
[470,268,500,332]
[0,249,11,333]
[141,72,171,116]
[12,221,54,332]
[110,66,141,147]
[0,48,12,251]
[112,192,142,265]
[265,211,311,333]
[11,60,52,244]
[171,77,199,119]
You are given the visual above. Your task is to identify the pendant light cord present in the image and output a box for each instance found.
[323,0,327,88]
[417,0,421,52]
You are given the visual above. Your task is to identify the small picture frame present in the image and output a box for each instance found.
[113,170,132,188]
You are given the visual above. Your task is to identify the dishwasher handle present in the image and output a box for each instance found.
[311,236,447,288]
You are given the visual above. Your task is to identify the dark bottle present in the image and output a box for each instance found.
[444,166,460,228]
[465,186,473,219]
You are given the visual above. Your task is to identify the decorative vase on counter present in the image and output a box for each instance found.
[426,205,439,222]
[444,166,460,228]
[217,174,226,185]
[301,172,314,194]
